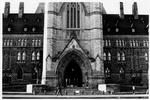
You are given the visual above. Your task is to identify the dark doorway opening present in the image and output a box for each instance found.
[63,60,82,87]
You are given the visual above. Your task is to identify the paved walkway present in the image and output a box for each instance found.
[3,94,149,99]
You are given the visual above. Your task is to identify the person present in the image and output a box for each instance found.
[55,83,63,96]
[132,85,135,94]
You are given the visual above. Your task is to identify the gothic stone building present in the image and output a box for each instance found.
[3,2,149,89]
[3,2,44,85]
[41,2,149,88]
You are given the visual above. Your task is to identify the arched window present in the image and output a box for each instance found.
[130,40,132,47]
[37,52,40,60]
[108,52,111,61]
[24,39,27,46]
[32,40,35,46]
[66,3,80,28]
[17,52,21,61]
[17,67,23,79]
[116,40,118,46]
[103,52,106,61]
[105,40,108,46]
[108,40,111,46]
[119,40,122,46]
[117,52,121,61]
[122,40,125,46]
[122,52,125,61]
[136,40,138,47]
[35,39,38,46]
[120,67,125,79]
[32,52,35,61]
[105,67,111,78]
[38,40,41,46]
[3,40,6,46]
[145,53,148,61]
[133,40,135,47]
[10,40,13,46]
[21,39,24,46]
[7,40,9,46]
[22,52,26,61]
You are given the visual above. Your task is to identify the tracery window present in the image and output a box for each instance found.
[37,52,40,60]
[17,52,21,61]
[103,53,106,61]
[145,53,148,61]
[66,3,80,28]
[117,52,121,61]
[108,52,111,61]
[22,52,26,60]
[105,67,111,78]
[32,52,35,61]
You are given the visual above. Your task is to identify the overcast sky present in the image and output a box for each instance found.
[1,0,150,14]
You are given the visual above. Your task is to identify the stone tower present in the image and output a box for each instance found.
[42,2,106,88]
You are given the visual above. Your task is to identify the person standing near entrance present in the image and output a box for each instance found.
[55,82,63,96]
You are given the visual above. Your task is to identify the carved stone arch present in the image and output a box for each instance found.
[56,49,92,86]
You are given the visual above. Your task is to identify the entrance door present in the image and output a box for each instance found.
[63,60,82,87]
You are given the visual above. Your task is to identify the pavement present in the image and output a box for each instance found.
[2,92,149,99]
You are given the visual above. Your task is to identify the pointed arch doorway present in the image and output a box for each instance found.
[64,59,82,87]
[56,50,92,88]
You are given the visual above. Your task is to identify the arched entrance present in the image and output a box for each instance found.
[56,49,92,88]
[63,59,82,87]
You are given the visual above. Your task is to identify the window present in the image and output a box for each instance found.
[32,40,35,46]
[116,28,119,32]
[108,40,111,46]
[122,52,125,61]
[116,40,118,46]
[133,40,135,47]
[37,52,40,60]
[130,40,132,47]
[117,52,121,61]
[17,52,21,61]
[24,39,27,46]
[7,40,9,46]
[132,28,135,32]
[136,40,138,47]
[38,40,41,46]
[103,53,106,61]
[107,28,111,32]
[35,39,38,46]
[145,53,148,61]
[66,3,80,28]
[120,67,125,79]
[3,40,6,46]
[32,27,36,32]
[8,27,11,32]
[119,40,122,46]
[105,67,111,78]
[18,39,21,46]
[21,39,24,46]
[22,52,26,60]
[32,52,35,61]
[122,40,125,46]
[108,52,111,61]
[24,27,27,32]
[105,40,108,46]
[10,40,13,46]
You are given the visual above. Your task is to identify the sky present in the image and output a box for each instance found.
[1,0,150,14]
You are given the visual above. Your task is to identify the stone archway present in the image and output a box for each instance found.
[56,49,92,87]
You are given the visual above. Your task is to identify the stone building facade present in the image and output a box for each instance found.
[2,2,149,89]
[3,2,44,85]
[42,2,106,88]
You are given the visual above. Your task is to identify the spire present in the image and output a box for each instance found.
[120,2,124,19]
[4,2,10,18]
[132,2,138,19]
[18,2,24,18]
